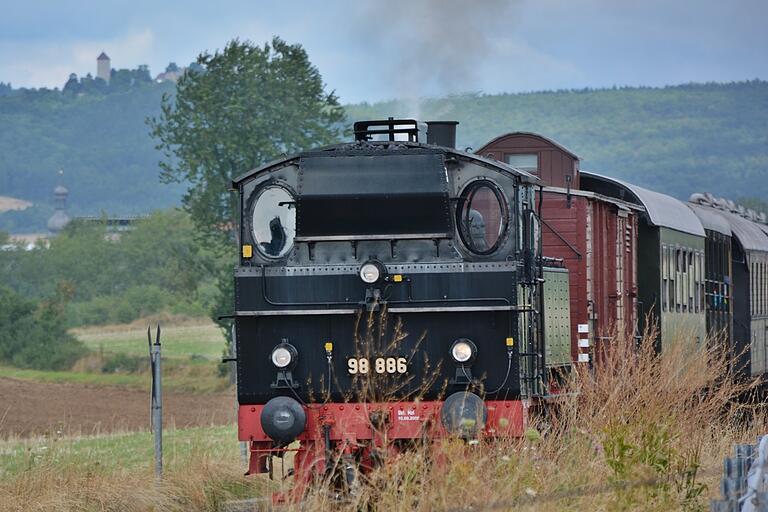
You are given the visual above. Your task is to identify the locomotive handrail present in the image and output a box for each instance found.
[260,267,361,308]
[233,309,358,316]
[294,233,451,242]
[388,305,534,313]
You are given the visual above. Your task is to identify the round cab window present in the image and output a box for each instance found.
[457,181,507,255]
[251,186,295,258]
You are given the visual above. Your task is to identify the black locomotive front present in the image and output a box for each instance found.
[233,120,542,469]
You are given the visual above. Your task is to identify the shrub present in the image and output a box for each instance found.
[100,353,145,374]
[66,284,206,327]
[0,286,86,370]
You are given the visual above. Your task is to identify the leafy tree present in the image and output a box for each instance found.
[63,73,81,94]
[135,65,152,83]
[150,37,344,247]
[0,209,222,326]
[0,285,85,370]
[149,37,345,325]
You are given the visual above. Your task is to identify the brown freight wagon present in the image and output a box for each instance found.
[476,132,640,364]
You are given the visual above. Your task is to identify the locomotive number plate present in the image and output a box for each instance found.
[347,357,408,375]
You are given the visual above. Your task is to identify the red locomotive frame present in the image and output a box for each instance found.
[239,400,527,501]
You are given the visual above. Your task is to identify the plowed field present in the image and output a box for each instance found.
[0,377,236,437]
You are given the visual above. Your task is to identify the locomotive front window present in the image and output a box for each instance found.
[250,186,296,258]
[457,180,508,255]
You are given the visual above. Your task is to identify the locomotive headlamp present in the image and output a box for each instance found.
[359,261,386,284]
[271,343,297,369]
[450,338,477,365]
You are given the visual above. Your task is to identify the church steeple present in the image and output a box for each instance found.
[48,170,71,234]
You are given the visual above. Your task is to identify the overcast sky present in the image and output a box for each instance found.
[2,0,766,103]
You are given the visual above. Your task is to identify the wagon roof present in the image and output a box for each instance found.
[580,171,705,236]
[476,132,580,160]
[232,141,541,186]
[709,209,768,252]
[687,203,732,236]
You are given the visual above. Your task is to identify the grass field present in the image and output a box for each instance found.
[72,320,227,361]
[0,425,238,476]
[0,425,274,511]
[0,365,147,388]
[0,318,231,393]
[0,363,229,393]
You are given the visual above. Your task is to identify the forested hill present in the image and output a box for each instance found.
[347,81,768,205]
[0,81,184,232]
[1,80,767,232]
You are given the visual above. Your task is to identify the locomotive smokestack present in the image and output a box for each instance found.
[426,121,459,148]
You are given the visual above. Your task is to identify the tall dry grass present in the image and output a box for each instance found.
[1,457,271,512]
[300,330,766,511]
[3,330,765,511]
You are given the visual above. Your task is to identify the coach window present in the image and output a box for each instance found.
[506,154,538,173]
[760,262,766,316]
[661,246,669,312]
[250,185,296,259]
[669,247,676,312]
[697,252,704,313]
[684,250,690,313]
[457,180,508,255]
[687,251,694,313]
[752,262,756,316]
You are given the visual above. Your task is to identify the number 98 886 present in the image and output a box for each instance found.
[347,357,407,375]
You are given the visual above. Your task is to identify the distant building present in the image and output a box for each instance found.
[73,215,145,241]
[47,181,71,234]
[97,52,111,83]
[155,62,186,83]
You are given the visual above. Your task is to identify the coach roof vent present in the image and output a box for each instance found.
[426,121,459,148]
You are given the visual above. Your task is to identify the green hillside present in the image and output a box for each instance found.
[1,80,766,232]
[0,81,184,232]
[347,81,768,204]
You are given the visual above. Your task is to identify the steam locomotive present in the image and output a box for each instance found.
[231,119,768,499]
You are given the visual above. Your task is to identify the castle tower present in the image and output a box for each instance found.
[97,52,111,83]
[47,171,71,234]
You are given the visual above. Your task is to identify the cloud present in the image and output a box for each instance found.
[478,37,586,93]
[0,0,764,100]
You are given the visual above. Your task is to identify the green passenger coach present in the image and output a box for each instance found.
[580,172,707,349]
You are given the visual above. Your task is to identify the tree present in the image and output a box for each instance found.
[150,37,344,249]
[0,285,85,370]
[63,73,81,94]
[148,37,345,324]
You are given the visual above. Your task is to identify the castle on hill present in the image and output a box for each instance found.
[64,53,188,93]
